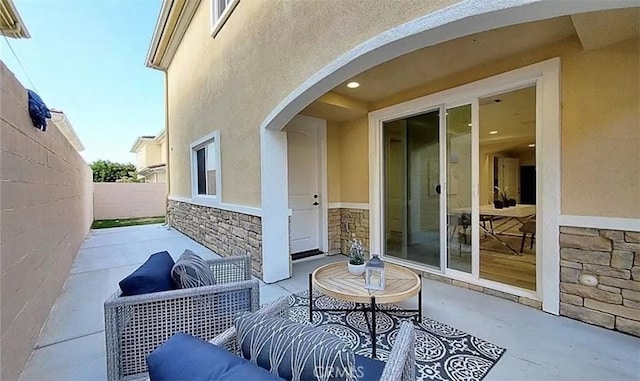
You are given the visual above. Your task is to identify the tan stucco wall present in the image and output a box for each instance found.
[135,145,146,170]
[166,0,459,207]
[0,62,94,381]
[145,144,162,167]
[327,121,341,202]
[160,138,167,164]
[327,117,369,203]
[561,38,639,218]
[93,183,166,219]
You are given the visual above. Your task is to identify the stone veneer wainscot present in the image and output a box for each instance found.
[328,208,370,256]
[167,200,263,278]
[559,226,640,337]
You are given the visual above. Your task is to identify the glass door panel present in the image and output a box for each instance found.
[446,105,473,273]
[383,110,441,268]
[478,86,537,291]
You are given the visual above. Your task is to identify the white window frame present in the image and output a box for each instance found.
[190,131,222,205]
[210,0,240,38]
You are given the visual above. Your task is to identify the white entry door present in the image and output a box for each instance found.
[286,116,321,254]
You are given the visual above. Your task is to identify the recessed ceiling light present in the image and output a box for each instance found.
[529,143,536,148]
[347,82,360,89]
[489,130,498,135]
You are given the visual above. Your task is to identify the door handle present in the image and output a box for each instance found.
[435,184,441,195]
[313,202,319,206]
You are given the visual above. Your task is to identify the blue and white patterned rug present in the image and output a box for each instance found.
[287,291,505,381]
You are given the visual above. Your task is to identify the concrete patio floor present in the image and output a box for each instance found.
[19,224,640,380]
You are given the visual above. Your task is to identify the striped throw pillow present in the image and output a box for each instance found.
[235,313,356,381]
[171,249,217,288]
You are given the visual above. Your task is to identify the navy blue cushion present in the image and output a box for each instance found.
[118,251,176,296]
[147,332,284,381]
[354,355,386,381]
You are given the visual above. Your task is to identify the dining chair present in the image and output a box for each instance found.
[518,218,536,253]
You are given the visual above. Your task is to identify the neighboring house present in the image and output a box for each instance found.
[50,109,85,152]
[146,1,640,336]
[130,131,167,183]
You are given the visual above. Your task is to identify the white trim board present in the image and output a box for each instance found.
[559,215,640,232]
[168,195,262,217]
[327,203,370,210]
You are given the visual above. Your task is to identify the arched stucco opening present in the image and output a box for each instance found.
[259,0,637,284]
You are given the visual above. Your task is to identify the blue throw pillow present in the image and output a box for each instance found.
[146,332,285,381]
[119,251,176,296]
[354,355,385,381]
[235,313,356,381]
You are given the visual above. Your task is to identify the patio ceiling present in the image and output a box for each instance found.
[300,8,639,123]
[331,16,575,104]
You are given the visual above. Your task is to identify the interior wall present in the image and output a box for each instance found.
[166,0,459,206]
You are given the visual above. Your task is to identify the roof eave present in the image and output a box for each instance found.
[49,111,85,152]
[0,0,31,39]
[145,0,202,71]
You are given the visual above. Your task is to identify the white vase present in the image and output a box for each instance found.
[348,263,366,275]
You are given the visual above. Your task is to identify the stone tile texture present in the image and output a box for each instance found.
[560,226,640,337]
[167,200,263,278]
[327,208,370,257]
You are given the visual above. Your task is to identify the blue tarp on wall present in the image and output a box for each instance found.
[27,89,51,131]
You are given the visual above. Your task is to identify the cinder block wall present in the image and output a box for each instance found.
[93,182,166,220]
[0,61,94,381]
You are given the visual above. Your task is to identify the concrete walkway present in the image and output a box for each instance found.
[19,224,640,380]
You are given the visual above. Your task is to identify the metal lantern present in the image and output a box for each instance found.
[364,254,385,290]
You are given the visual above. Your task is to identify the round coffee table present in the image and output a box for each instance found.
[308,261,422,358]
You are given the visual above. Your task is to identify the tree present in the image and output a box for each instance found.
[90,160,139,182]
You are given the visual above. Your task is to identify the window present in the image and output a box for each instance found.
[191,132,220,199]
[211,0,239,37]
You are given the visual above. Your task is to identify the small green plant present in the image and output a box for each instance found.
[349,234,365,265]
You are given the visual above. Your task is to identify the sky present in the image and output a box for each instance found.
[1,0,164,165]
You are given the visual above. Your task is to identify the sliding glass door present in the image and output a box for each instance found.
[380,87,537,293]
[446,104,473,274]
[383,109,441,268]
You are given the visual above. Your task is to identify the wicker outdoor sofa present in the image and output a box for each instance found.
[210,296,417,381]
[104,255,259,381]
